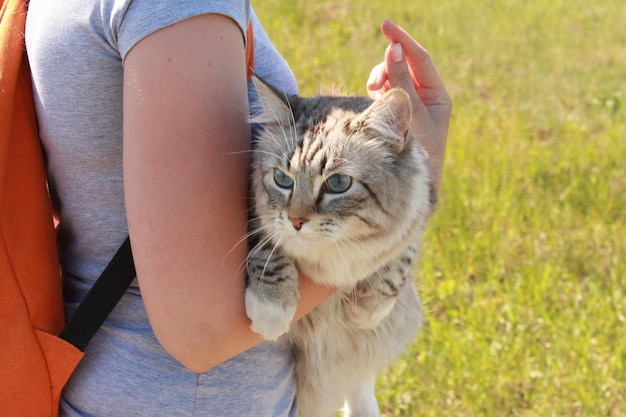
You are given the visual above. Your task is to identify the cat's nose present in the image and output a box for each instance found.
[289,216,308,231]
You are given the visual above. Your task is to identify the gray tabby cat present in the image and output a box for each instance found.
[245,79,435,417]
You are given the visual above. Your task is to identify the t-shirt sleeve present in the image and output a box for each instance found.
[249,6,298,95]
[105,0,250,61]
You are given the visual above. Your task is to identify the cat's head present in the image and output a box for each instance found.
[250,78,433,253]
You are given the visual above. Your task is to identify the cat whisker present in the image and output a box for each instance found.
[225,218,275,261]
[285,101,298,149]
[245,226,280,265]
[327,237,353,281]
[327,238,361,317]
[225,149,291,169]
[274,123,296,162]
[273,101,298,160]
[241,229,283,282]
[257,234,286,288]
[222,149,254,156]
[254,149,287,161]
[254,92,297,160]
[332,231,390,309]
[257,125,292,164]
[329,235,389,314]
[226,219,279,280]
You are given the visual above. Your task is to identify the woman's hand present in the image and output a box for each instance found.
[367,20,452,193]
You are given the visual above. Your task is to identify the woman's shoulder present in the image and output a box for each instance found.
[104,0,251,61]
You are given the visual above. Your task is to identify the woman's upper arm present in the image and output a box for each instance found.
[123,14,334,372]
[123,14,258,372]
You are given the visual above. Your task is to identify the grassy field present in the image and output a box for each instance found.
[255,1,625,416]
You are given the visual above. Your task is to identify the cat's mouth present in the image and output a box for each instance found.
[275,212,312,235]
[273,212,342,242]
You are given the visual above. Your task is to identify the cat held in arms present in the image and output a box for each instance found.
[245,78,436,417]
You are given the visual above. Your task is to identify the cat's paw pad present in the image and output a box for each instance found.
[245,289,296,341]
[350,298,396,329]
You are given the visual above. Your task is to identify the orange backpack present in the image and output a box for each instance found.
[1,1,255,414]
[0,0,84,415]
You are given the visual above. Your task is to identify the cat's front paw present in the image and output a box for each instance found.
[245,288,296,340]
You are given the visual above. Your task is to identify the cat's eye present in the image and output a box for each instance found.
[325,174,352,193]
[274,168,294,189]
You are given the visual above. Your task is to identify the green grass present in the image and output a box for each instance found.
[255,1,626,415]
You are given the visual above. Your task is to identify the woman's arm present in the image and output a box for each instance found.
[123,14,332,373]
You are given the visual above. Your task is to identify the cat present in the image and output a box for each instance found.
[245,78,435,417]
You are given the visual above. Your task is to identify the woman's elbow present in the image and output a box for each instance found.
[155,331,222,373]
[150,318,259,374]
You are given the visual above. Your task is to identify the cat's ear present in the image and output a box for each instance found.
[251,76,293,125]
[354,88,413,152]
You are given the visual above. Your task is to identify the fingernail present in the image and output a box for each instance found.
[367,72,379,87]
[384,19,398,28]
[391,43,403,63]
[382,19,398,29]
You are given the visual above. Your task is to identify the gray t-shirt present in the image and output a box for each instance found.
[25,1,298,416]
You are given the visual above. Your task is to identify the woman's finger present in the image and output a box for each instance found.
[380,20,445,92]
[366,62,387,91]
[383,42,429,120]
[384,44,420,96]
[381,20,452,128]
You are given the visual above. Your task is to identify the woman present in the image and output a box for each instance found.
[25,1,451,415]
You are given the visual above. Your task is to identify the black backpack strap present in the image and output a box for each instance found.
[58,236,135,351]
